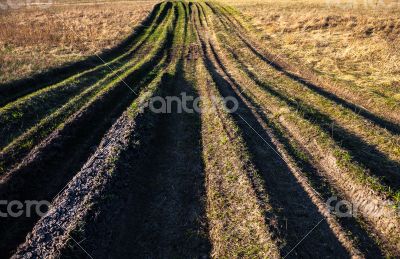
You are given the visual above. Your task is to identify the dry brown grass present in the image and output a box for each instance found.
[218,0,400,102]
[0,1,157,83]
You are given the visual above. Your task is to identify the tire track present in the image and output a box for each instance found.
[206,5,400,252]
[200,6,385,256]
[3,1,400,258]
[194,6,353,257]
[207,2,400,132]
[208,41,384,257]
[192,5,280,257]
[0,2,174,151]
[215,33,400,193]
[12,3,211,258]
[99,5,211,257]
[0,57,167,257]
[13,55,172,259]
[0,4,178,256]
[0,9,176,176]
[206,3,400,254]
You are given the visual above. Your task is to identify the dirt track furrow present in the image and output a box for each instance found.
[0,58,168,257]
[13,3,211,258]
[0,7,177,256]
[210,2,400,162]
[191,5,282,257]
[208,2,400,129]
[207,3,400,255]
[0,4,173,151]
[12,66,170,259]
[2,1,399,258]
[93,5,211,257]
[209,3,398,256]
[216,41,400,192]
[107,62,210,258]
[204,18,386,258]
[0,12,176,177]
[194,9,358,258]
[206,37,384,257]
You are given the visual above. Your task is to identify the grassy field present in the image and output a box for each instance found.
[0,0,399,258]
[221,0,400,123]
[0,1,156,83]
[225,0,400,87]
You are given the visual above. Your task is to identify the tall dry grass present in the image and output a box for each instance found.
[0,1,157,83]
[219,0,400,101]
